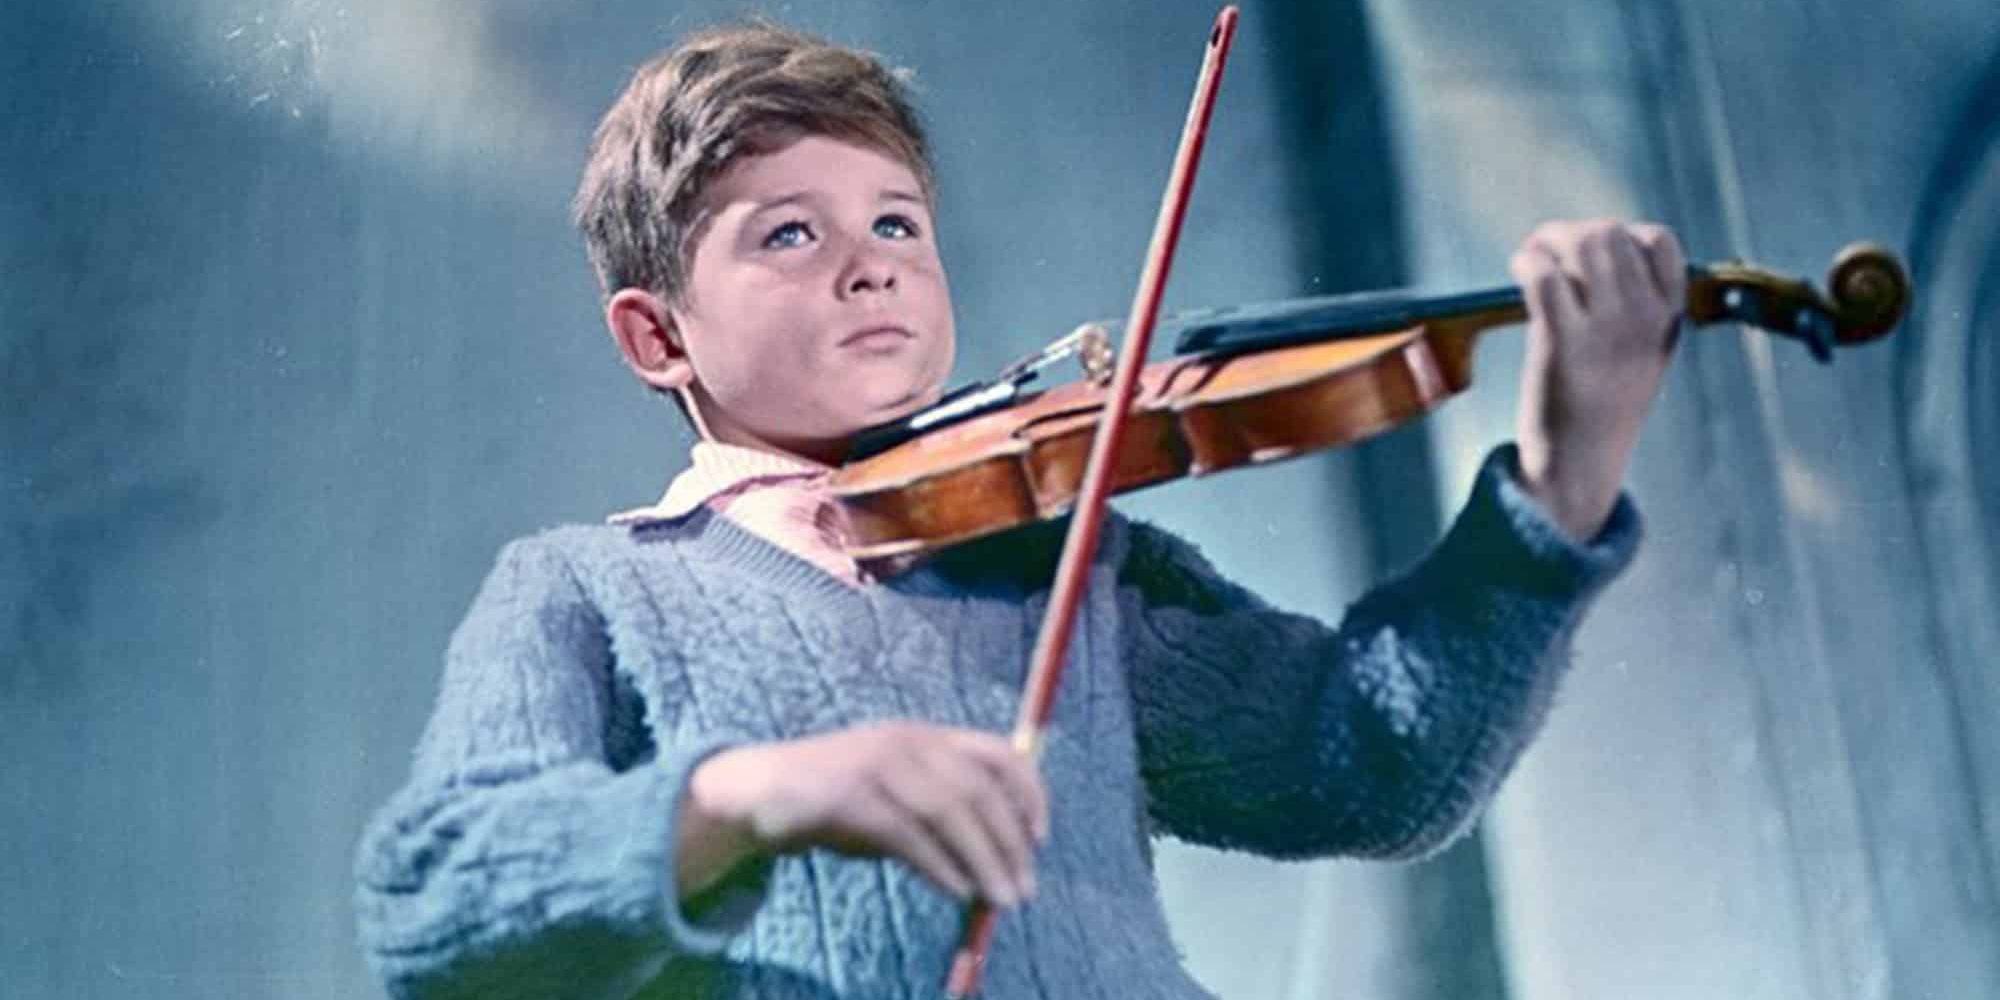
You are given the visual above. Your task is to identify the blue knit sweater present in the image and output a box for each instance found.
[352,445,1639,999]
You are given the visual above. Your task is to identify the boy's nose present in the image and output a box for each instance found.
[840,249,899,297]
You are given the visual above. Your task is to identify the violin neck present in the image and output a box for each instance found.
[1170,284,1527,356]
[1170,264,1771,359]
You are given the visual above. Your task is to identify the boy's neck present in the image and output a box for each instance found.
[685,388,849,468]
[697,432,843,470]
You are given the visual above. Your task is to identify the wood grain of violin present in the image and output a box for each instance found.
[829,244,1909,564]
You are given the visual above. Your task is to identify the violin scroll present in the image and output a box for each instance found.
[1688,243,1908,362]
[1826,242,1909,345]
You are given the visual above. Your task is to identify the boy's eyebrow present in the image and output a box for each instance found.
[748,189,927,213]
[749,192,812,214]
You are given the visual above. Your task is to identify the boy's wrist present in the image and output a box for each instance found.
[1514,432,1630,544]
[677,746,776,900]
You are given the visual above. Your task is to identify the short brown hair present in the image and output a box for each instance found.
[573,21,935,302]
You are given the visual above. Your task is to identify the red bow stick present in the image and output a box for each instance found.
[940,7,1240,998]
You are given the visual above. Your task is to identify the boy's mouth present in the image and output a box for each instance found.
[839,324,917,349]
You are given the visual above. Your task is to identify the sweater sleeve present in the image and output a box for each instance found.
[351,533,768,1000]
[1119,443,1641,861]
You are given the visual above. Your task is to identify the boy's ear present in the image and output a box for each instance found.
[605,288,694,392]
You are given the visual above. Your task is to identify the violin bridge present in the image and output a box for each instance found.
[1073,322,1114,385]
[994,322,1117,388]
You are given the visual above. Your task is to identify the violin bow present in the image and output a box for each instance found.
[941,6,1241,998]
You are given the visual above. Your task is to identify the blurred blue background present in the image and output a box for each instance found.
[4,1,1997,997]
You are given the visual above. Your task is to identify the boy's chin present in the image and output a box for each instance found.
[845,379,946,425]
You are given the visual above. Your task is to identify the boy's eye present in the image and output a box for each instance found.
[874,213,921,240]
[763,220,815,250]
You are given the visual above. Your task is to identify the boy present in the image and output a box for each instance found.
[353,20,1681,1000]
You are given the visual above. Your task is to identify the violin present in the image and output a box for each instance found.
[828,243,1909,563]
[848,7,1910,996]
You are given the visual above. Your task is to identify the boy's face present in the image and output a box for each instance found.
[656,135,956,460]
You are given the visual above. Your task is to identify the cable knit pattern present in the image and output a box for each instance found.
[352,444,1640,1000]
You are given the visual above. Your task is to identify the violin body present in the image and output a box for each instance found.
[832,327,1478,562]
[828,244,1908,564]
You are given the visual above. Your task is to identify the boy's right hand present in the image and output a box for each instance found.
[685,722,1049,908]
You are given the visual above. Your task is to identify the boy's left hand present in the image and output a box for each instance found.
[1508,219,1686,542]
